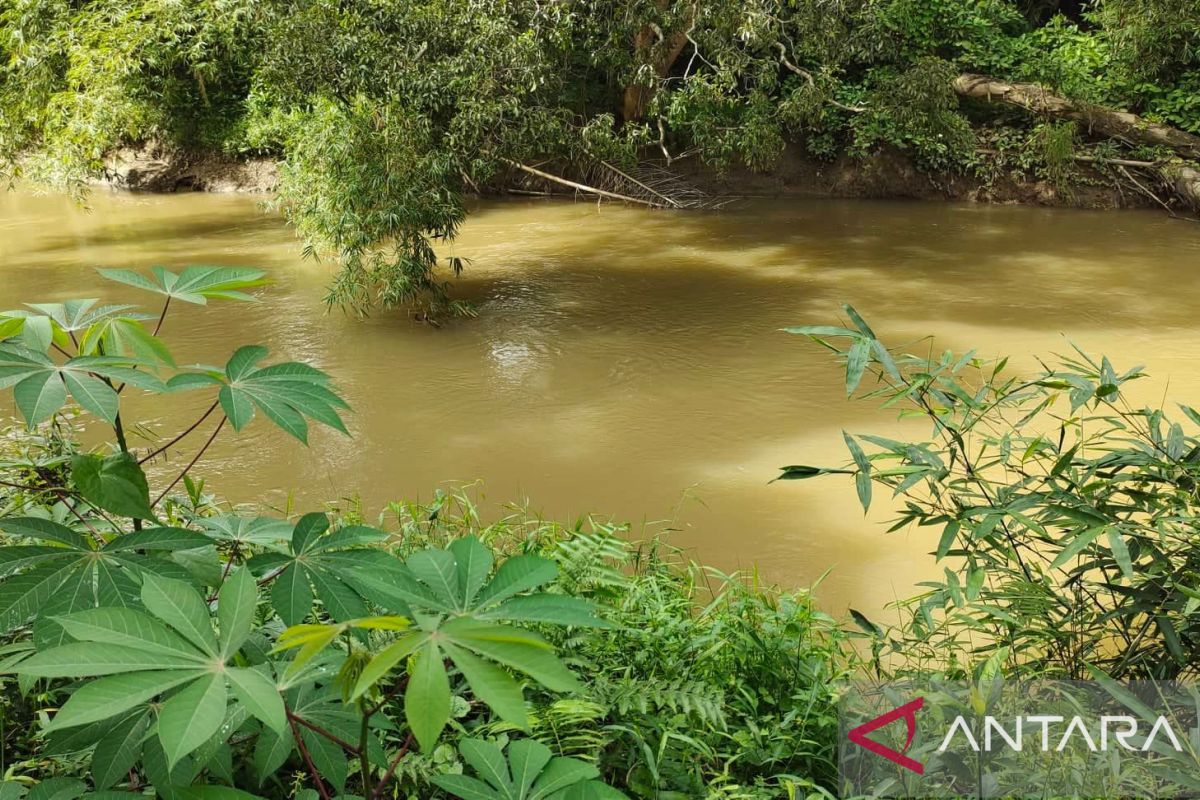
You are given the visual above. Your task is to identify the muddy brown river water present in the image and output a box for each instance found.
[2,188,1199,616]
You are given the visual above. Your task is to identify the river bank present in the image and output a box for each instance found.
[102,140,1158,212]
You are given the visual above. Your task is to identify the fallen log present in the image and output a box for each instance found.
[955,73,1200,212]
[953,74,1200,160]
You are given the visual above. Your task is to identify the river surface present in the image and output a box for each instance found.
[2,189,1199,616]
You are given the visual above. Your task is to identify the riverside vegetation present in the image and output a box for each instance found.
[2,271,1198,797]
[4,0,1200,315]
[0,270,851,800]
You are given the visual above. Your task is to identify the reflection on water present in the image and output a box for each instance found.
[2,188,1199,618]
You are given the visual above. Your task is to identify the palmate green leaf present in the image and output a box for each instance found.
[406,547,460,607]
[432,775,501,800]
[478,595,614,628]
[460,738,511,791]
[101,527,215,552]
[253,729,292,786]
[287,538,594,750]
[216,347,349,443]
[0,343,52,388]
[17,641,202,676]
[0,517,91,550]
[432,738,615,800]
[60,371,119,423]
[443,619,582,693]
[78,316,175,367]
[474,552,559,609]
[0,519,206,635]
[287,680,391,767]
[442,641,527,727]
[64,356,167,393]
[270,564,315,627]
[98,266,269,305]
[196,515,292,547]
[71,452,155,520]
[0,345,165,426]
[291,512,328,553]
[306,566,368,620]
[17,573,283,770]
[248,513,395,624]
[0,546,71,578]
[302,726,349,792]
[0,561,84,632]
[0,315,26,341]
[22,300,140,332]
[21,314,53,354]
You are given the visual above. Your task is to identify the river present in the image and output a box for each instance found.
[2,189,1199,616]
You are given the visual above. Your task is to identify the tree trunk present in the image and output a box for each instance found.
[954,73,1200,211]
[620,2,691,124]
[953,74,1200,160]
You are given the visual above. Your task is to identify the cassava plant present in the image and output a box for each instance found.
[0,268,623,800]
[781,305,1200,682]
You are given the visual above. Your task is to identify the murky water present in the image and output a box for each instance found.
[2,188,1199,615]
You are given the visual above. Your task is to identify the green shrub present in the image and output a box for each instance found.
[0,271,851,800]
[783,306,1200,683]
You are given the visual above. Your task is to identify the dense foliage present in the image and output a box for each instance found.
[3,269,1200,795]
[2,1,1199,313]
[784,307,1200,683]
[0,272,852,800]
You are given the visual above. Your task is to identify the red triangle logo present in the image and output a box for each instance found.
[847,696,925,775]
